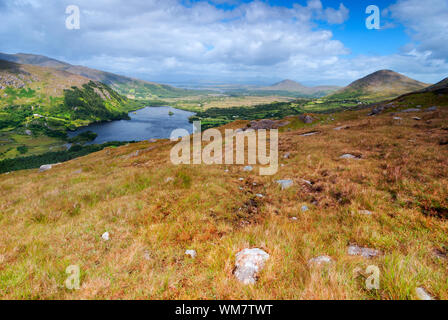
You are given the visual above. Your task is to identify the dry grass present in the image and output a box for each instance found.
[0,107,447,300]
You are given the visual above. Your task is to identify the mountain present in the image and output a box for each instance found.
[0,52,195,99]
[258,79,340,97]
[329,70,430,100]
[0,59,143,158]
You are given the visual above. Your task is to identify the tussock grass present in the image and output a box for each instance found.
[0,107,447,300]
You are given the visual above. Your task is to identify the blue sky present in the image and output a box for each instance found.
[0,0,447,85]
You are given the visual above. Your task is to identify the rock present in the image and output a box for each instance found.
[165,177,174,182]
[302,179,312,186]
[238,178,244,181]
[300,131,319,137]
[73,169,83,174]
[308,255,333,266]
[243,166,253,172]
[393,117,402,120]
[277,179,293,190]
[148,138,157,143]
[143,250,151,261]
[39,164,52,172]
[401,108,421,113]
[291,217,298,221]
[426,106,437,112]
[25,129,32,136]
[101,232,110,241]
[301,205,309,212]
[234,248,269,285]
[347,245,381,258]
[415,287,434,300]
[340,154,360,160]
[247,119,289,130]
[185,250,197,258]
[358,210,373,215]
[412,117,421,120]
[334,126,348,131]
[255,194,264,198]
[224,169,229,173]
[298,115,315,124]
[416,105,422,108]
[369,106,384,116]
[283,152,290,159]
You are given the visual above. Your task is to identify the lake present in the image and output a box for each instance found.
[68,106,195,144]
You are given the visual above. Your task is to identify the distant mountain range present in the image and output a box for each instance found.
[0,52,195,99]
[328,70,430,100]
[258,79,340,97]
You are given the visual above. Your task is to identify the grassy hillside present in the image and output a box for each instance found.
[258,80,340,97]
[329,70,429,101]
[0,97,446,299]
[0,60,145,160]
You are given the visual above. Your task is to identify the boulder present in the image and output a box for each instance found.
[185,250,197,258]
[300,131,319,137]
[401,108,421,113]
[298,115,315,124]
[277,179,293,190]
[101,232,110,241]
[39,164,53,172]
[308,255,333,266]
[347,245,381,258]
[340,154,360,160]
[234,248,270,285]
[415,287,434,300]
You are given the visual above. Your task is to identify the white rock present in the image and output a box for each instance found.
[277,179,293,190]
[39,164,53,172]
[301,205,309,212]
[255,194,264,198]
[415,287,434,300]
[334,126,348,131]
[300,131,319,137]
[283,152,290,159]
[243,166,253,172]
[238,178,244,181]
[347,245,381,258]
[302,179,312,186]
[393,117,402,120]
[102,232,110,241]
[165,177,174,182]
[340,154,360,160]
[185,250,197,258]
[291,217,298,221]
[308,255,333,266]
[234,248,270,285]
[412,117,421,120]
[358,210,373,215]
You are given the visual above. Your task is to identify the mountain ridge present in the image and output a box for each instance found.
[329,69,430,100]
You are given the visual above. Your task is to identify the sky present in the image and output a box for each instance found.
[0,0,447,86]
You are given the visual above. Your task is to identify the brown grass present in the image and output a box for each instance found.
[0,107,447,300]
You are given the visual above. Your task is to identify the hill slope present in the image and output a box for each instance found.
[259,79,340,97]
[0,104,447,299]
[0,59,143,159]
[329,70,429,100]
[0,52,195,99]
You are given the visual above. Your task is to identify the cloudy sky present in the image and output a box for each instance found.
[0,0,447,86]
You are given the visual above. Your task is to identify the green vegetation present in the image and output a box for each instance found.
[68,131,98,144]
[0,141,129,173]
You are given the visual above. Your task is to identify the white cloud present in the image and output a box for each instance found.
[0,0,446,85]
[388,0,448,60]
